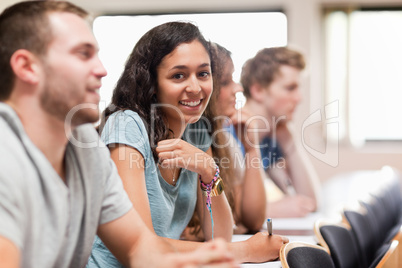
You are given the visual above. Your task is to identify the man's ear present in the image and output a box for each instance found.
[10,49,41,85]
[249,83,266,103]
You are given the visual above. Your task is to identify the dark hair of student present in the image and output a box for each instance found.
[100,21,214,161]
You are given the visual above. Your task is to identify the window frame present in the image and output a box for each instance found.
[323,5,402,147]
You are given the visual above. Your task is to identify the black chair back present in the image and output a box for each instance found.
[280,242,335,268]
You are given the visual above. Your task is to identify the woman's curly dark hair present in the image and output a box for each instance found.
[99,21,214,161]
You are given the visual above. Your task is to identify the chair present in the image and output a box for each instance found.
[343,206,376,267]
[343,203,401,268]
[360,195,401,267]
[314,219,363,268]
[365,168,401,241]
[361,196,400,247]
[280,241,335,268]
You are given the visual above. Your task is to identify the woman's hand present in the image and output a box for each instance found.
[156,139,216,183]
[242,232,288,263]
[230,109,261,152]
[274,122,296,155]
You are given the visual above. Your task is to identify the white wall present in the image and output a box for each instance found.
[2,0,402,181]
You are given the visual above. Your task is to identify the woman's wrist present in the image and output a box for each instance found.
[199,157,216,184]
[199,165,219,188]
[228,240,250,263]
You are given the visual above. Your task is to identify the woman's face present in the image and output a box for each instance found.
[216,57,243,118]
[157,40,213,125]
[263,65,302,121]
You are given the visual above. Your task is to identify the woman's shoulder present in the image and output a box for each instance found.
[105,110,147,131]
[101,109,150,148]
[107,109,141,122]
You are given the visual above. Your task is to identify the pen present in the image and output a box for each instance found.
[267,218,272,235]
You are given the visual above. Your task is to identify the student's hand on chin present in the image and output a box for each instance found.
[230,109,260,152]
[156,139,215,176]
[275,122,295,148]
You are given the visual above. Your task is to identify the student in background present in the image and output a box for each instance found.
[240,47,320,218]
[0,1,237,267]
[212,43,267,233]
[88,22,287,267]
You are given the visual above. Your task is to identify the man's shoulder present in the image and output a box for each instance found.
[0,116,24,154]
[68,124,114,181]
[69,124,110,160]
[72,123,101,142]
[0,117,32,181]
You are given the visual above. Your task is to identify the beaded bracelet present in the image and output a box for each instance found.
[199,165,220,239]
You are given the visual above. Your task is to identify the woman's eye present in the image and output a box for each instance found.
[173,73,184,80]
[199,71,210,78]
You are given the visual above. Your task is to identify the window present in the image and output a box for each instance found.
[325,8,402,145]
[93,12,287,111]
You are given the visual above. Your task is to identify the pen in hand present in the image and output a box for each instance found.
[267,218,272,236]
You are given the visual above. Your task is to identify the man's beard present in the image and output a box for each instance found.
[40,82,99,127]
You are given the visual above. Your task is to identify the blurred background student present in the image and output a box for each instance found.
[212,43,267,232]
[240,47,321,218]
[184,42,267,237]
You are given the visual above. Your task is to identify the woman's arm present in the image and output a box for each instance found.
[109,144,155,230]
[110,144,207,253]
[112,143,232,247]
[197,147,233,241]
[231,110,267,232]
[166,228,289,263]
[97,209,237,267]
[236,144,267,232]
[112,142,285,263]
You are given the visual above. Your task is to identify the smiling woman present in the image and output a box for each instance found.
[88,21,287,267]
[87,21,233,267]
